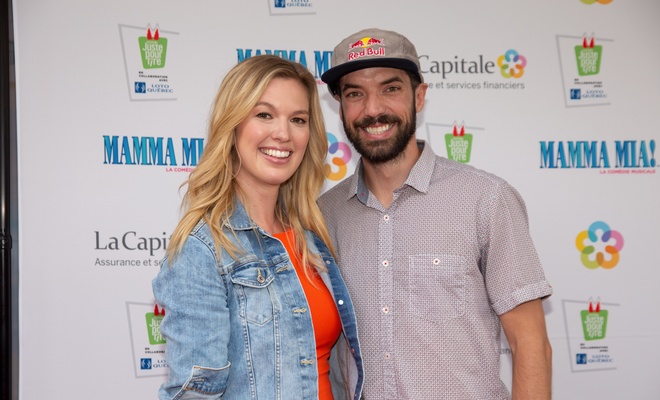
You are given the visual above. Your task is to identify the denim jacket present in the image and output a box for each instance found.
[152,201,364,400]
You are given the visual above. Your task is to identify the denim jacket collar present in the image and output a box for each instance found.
[223,199,257,231]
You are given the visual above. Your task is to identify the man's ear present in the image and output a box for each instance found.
[415,83,429,113]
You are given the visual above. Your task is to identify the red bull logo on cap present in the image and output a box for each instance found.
[348,36,384,49]
[347,36,386,61]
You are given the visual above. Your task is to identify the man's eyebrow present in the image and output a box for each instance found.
[379,76,405,85]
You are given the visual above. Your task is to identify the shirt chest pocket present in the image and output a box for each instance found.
[231,265,279,326]
[408,254,466,324]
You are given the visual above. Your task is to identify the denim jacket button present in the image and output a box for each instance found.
[338,299,344,305]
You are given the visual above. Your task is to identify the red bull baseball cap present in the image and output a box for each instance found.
[321,28,423,93]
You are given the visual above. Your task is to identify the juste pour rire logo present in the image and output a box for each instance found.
[575,35,602,77]
[576,221,624,269]
[138,25,167,69]
[581,299,608,341]
[445,122,473,163]
[569,34,605,101]
[581,0,613,4]
[146,304,166,345]
[119,23,177,100]
[140,305,167,369]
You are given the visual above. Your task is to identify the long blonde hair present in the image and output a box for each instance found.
[167,55,333,272]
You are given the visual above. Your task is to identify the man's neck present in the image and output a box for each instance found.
[361,138,422,208]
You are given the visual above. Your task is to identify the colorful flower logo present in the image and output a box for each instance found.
[324,132,352,181]
[575,221,624,269]
[497,49,527,78]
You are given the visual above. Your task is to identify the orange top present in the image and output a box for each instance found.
[273,230,341,400]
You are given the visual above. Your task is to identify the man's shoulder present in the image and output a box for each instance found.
[318,176,354,210]
[433,155,509,187]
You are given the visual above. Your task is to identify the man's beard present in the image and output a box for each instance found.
[342,102,416,165]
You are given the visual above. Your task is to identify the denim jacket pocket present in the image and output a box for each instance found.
[173,363,230,399]
[408,254,466,324]
[231,264,278,326]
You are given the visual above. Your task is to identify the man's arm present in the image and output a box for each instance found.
[500,298,552,400]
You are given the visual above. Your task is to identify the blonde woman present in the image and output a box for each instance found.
[153,55,363,400]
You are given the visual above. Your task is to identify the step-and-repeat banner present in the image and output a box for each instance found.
[13,0,660,398]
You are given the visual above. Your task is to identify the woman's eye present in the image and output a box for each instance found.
[291,117,307,125]
[256,112,272,119]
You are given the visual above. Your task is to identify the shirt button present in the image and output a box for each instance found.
[433,258,440,265]
[383,215,390,221]
[385,353,390,359]
[382,260,389,267]
[383,307,389,313]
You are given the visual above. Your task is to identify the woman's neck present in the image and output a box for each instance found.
[237,183,285,234]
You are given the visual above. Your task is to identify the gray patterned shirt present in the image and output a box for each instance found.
[319,140,552,400]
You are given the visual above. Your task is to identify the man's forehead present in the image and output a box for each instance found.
[339,67,410,86]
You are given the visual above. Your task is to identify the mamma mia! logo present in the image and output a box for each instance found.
[237,49,331,80]
[103,135,204,169]
[539,139,656,172]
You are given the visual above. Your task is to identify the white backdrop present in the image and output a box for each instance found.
[13,0,660,398]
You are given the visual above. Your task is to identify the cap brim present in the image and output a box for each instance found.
[321,58,421,88]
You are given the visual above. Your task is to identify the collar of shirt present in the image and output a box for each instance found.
[349,139,435,205]
[222,198,258,231]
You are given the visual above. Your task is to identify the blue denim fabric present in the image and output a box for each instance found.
[153,201,364,400]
